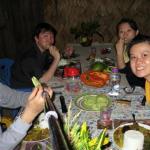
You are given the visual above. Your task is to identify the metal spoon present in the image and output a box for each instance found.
[122,113,138,134]
[132,113,139,130]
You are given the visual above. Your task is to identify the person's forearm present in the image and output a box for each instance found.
[40,58,60,83]
[21,107,39,124]
[116,51,126,69]
[0,83,30,108]
[0,117,31,150]
[115,39,126,69]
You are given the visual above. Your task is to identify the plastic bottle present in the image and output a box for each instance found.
[108,67,121,96]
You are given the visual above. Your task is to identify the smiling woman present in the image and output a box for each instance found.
[129,35,150,105]
[130,42,150,78]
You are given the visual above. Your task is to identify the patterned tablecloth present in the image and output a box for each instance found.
[16,43,149,150]
[48,76,150,150]
[48,43,150,149]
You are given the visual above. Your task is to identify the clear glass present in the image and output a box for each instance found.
[64,76,82,96]
[64,45,74,59]
[108,73,121,96]
[97,108,112,129]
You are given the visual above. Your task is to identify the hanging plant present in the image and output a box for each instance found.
[70,20,104,46]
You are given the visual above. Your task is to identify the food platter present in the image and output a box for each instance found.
[80,71,109,88]
[16,118,50,149]
[113,123,150,150]
[0,116,50,150]
[24,127,49,142]
[75,94,112,112]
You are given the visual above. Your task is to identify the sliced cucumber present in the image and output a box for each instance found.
[31,76,41,87]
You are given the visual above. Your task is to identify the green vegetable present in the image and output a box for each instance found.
[64,101,109,150]
[81,94,110,111]
[103,66,112,73]
[91,62,107,71]
[95,128,107,150]
[31,76,41,87]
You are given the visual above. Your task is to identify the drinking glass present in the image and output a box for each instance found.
[97,108,112,129]
[64,45,74,59]
[108,73,121,97]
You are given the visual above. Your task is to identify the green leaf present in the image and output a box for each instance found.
[94,128,107,150]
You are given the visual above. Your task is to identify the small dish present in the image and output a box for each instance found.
[124,86,135,94]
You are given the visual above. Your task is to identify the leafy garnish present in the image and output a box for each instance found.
[63,101,109,150]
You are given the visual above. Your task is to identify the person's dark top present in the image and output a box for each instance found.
[11,43,53,88]
[119,62,145,88]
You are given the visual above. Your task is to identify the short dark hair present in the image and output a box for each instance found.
[33,22,57,38]
[116,18,139,34]
[128,35,150,56]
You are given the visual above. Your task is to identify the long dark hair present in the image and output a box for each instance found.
[116,18,139,35]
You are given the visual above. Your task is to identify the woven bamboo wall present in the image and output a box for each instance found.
[44,0,150,49]
[0,0,43,58]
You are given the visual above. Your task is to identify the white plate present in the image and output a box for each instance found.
[113,123,150,150]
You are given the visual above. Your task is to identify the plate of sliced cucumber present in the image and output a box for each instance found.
[75,94,112,112]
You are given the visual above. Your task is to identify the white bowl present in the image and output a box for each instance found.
[113,122,150,150]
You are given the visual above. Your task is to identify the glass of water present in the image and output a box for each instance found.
[108,69,121,96]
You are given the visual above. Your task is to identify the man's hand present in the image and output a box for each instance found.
[39,45,60,83]
[48,45,60,60]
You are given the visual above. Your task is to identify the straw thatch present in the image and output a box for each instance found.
[44,0,150,49]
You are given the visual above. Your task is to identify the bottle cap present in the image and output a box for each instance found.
[112,67,119,73]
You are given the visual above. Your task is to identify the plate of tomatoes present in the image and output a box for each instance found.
[80,70,109,88]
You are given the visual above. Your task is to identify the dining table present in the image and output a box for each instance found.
[17,43,150,150]
[47,43,150,150]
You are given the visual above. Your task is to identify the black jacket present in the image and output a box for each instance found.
[11,43,53,88]
[119,62,145,88]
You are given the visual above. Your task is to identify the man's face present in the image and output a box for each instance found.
[130,42,150,81]
[118,23,138,44]
[35,31,54,51]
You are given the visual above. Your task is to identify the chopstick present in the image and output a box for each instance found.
[41,84,71,150]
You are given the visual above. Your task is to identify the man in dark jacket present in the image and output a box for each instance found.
[11,23,60,88]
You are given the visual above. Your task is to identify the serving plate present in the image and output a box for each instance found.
[17,124,50,150]
[80,71,109,88]
[75,94,112,112]
[113,123,150,150]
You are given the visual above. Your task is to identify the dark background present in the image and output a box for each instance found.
[0,0,150,58]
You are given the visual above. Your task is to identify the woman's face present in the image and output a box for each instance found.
[130,42,150,80]
[118,23,138,44]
